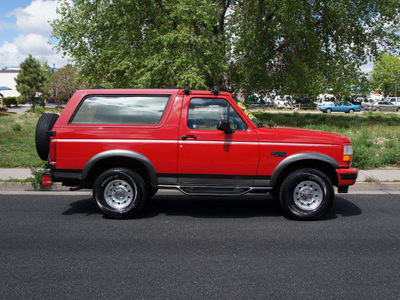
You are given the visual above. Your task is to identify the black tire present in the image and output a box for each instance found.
[279,168,334,220]
[348,109,354,114]
[326,108,332,114]
[35,113,59,160]
[93,168,147,218]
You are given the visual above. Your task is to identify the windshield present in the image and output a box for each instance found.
[231,95,264,127]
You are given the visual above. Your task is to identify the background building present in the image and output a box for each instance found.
[0,69,20,97]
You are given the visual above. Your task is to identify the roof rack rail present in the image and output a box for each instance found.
[183,83,191,95]
[211,83,220,96]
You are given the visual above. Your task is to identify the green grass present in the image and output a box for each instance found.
[0,109,62,168]
[254,111,400,169]
[1,109,400,169]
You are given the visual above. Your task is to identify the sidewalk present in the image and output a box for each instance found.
[0,167,399,193]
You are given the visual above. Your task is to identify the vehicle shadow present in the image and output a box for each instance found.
[323,196,363,220]
[62,194,362,220]
[62,197,99,216]
[143,194,283,219]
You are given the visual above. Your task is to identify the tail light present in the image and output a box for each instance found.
[49,139,57,162]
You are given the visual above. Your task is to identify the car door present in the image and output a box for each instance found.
[177,95,259,187]
[383,102,394,111]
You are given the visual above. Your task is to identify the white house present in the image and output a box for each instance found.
[0,70,20,97]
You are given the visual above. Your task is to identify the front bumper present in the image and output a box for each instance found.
[336,168,358,192]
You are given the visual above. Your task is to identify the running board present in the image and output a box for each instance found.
[178,186,250,196]
[157,185,272,196]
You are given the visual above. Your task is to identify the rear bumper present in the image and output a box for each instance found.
[336,168,358,191]
[42,169,82,187]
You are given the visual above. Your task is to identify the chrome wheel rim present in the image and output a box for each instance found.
[293,180,323,211]
[104,179,136,210]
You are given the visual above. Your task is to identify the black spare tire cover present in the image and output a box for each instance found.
[35,113,59,161]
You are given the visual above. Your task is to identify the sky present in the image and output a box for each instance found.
[0,0,70,69]
[0,0,374,73]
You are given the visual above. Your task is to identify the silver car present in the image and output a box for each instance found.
[372,101,398,112]
[387,97,400,109]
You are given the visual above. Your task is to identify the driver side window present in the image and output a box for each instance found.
[188,98,247,131]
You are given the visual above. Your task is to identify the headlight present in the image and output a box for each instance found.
[343,144,353,162]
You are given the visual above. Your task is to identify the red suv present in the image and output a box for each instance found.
[35,87,357,220]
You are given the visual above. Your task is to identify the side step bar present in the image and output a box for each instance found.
[157,185,272,196]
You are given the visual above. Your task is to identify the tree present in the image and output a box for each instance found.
[48,64,86,105]
[52,0,400,96]
[371,54,400,97]
[15,55,50,109]
[230,0,399,98]
[52,0,229,90]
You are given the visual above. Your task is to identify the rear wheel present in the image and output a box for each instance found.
[279,168,334,220]
[93,168,147,218]
[348,109,354,114]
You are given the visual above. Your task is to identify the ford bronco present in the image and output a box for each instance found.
[35,86,358,220]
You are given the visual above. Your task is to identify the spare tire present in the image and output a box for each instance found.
[35,113,59,161]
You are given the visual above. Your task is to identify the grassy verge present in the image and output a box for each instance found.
[254,111,400,169]
[0,108,62,168]
[1,109,399,170]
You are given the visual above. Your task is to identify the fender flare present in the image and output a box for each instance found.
[80,150,158,185]
[269,152,340,187]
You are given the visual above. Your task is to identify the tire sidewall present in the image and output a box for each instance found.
[93,169,146,218]
[280,169,334,220]
[35,113,59,161]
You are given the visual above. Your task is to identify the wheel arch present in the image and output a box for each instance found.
[80,150,157,187]
[269,153,340,189]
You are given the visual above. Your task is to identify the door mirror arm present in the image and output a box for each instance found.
[217,120,235,134]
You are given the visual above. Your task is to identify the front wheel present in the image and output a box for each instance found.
[279,168,334,220]
[348,109,354,114]
[93,168,147,218]
[326,108,332,114]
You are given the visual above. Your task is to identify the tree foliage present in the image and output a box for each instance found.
[52,0,400,97]
[48,64,87,104]
[15,55,50,108]
[371,53,400,97]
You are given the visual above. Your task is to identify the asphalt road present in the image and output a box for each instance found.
[1,193,399,299]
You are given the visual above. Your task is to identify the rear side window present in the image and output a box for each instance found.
[71,95,170,125]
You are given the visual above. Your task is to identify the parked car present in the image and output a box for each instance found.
[372,101,398,112]
[360,98,377,110]
[294,98,316,110]
[350,96,363,106]
[316,94,336,109]
[387,97,400,109]
[319,101,361,114]
[247,95,273,108]
[35,87,357,220]
[273,95,294,109]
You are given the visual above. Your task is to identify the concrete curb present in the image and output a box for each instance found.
[1,181,399,195]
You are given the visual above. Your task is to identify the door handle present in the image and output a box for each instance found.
[181,135,197,140]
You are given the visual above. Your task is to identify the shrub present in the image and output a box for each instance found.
[3,97,18,106]
[34,107,45,115]
[11,123,22,132]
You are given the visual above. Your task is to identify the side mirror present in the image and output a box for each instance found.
[217,120,234,134]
